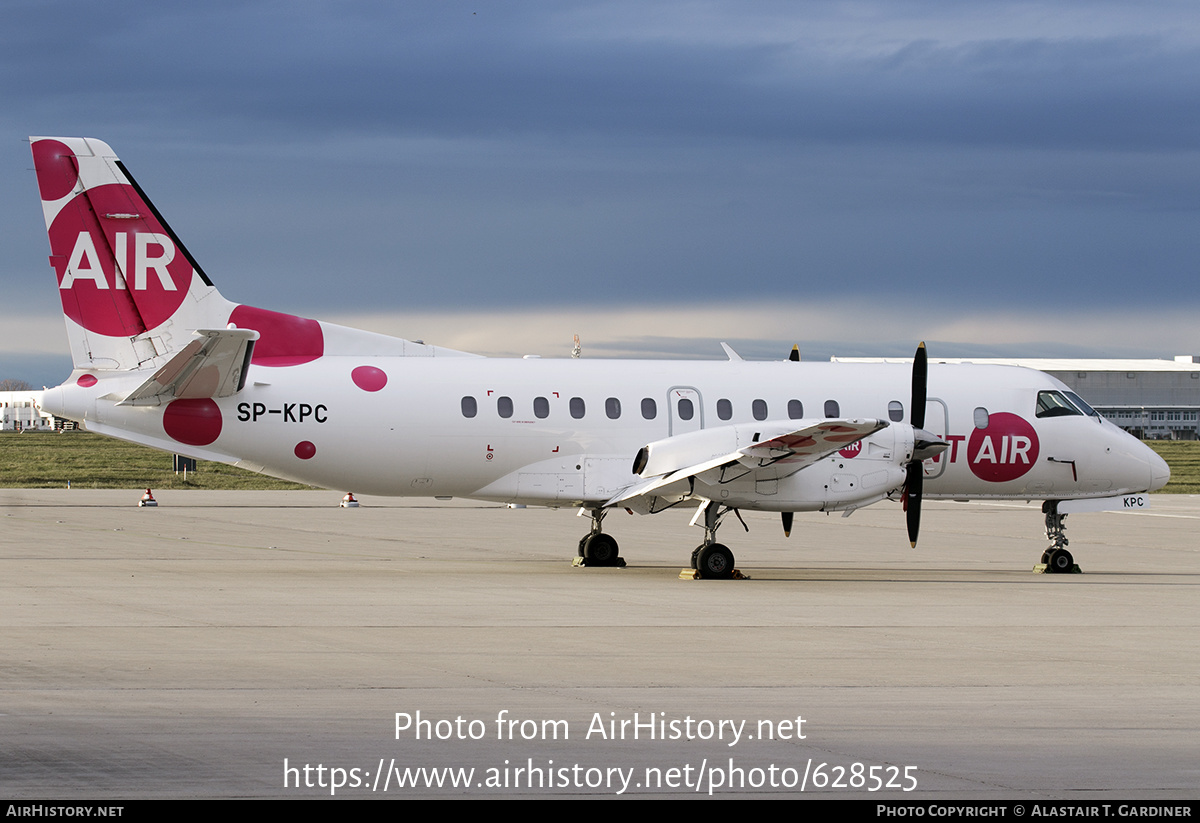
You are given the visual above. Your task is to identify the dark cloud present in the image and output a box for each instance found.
[6,1,1199,149]
[2,0,1199,349]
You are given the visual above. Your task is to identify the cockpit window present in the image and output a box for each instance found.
[1064,391,1101,418]
[1036,391,1082,418]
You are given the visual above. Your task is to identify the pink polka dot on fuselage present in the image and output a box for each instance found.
[76,374,98,387]
[295,441,316,460]
[163,399,222,447]
[351,366,387,392]
[228,305,324,367]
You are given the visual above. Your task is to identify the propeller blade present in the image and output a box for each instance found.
[782,511,793,537]
[905,464,923,547]
[911,341,927,430]
[906,342,929,547]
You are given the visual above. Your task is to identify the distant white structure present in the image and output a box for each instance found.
[0,390,54,431]
[832,355,1200,440]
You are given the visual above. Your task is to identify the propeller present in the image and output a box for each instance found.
[784,343,799,535]
[903,342,949,547]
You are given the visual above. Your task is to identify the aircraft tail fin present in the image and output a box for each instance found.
[31,137,236,372]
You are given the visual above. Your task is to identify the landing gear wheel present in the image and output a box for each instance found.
[1040,500,1074,572]
[1046,547,1074,574]
[583,533,620,567]
[578,535,589,558]
[1041,550,1052,565]
[695,543,735,580]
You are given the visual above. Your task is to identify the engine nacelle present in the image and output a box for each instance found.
[633,422,791,477]
[692,423,918,513]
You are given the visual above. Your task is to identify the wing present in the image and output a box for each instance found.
[606,418,887,507]
[118,328,258,405]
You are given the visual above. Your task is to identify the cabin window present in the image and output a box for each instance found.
[1036,391,1082,418]
[641,398,657,419]
[461,396,477,418]
[888,400,904,422]
[824,400,839,418]
[787,399,803,419]
[752,399,768,421]
[497,396,513,419]
[570,397,586,419]
[678,398,695,421]
[717,399,732,420]
[606,397,621,419]
[533,396,549,419]
[973,407,989,429]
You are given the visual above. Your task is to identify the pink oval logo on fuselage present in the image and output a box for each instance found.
[967,412,1039,483]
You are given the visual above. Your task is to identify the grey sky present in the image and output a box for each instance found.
[1,1,1198,384]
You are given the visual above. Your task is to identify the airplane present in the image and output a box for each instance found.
[29,137,1170,578]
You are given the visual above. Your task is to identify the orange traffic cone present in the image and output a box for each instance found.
[138,488,158,507]
[341,492,359,508]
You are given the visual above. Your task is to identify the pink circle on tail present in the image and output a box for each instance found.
[163,399,222,446]
[351,366,387,392]
[76,374,98,387]
[295,441,316,460]
[32,139,80,201]
[47,184,193,337]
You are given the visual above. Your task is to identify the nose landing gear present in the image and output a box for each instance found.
[1040,500,1077,574]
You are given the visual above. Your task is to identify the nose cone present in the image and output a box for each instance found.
[1106,426,1171,494]
[1147,446,1171,491]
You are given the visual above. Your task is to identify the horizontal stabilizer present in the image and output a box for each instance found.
[119,328,259,405]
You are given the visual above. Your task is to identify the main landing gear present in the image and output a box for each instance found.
[687,501,745,580]
[572,503,744,579]
[575,508,624,568]
[1040,500,1076,574]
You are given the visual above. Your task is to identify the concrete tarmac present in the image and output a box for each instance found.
[1,489,1197,799]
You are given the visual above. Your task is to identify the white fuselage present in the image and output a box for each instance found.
[42,356,1168,510]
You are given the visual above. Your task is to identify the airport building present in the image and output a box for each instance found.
[0,391,53,431]
[831,355,1200,440]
